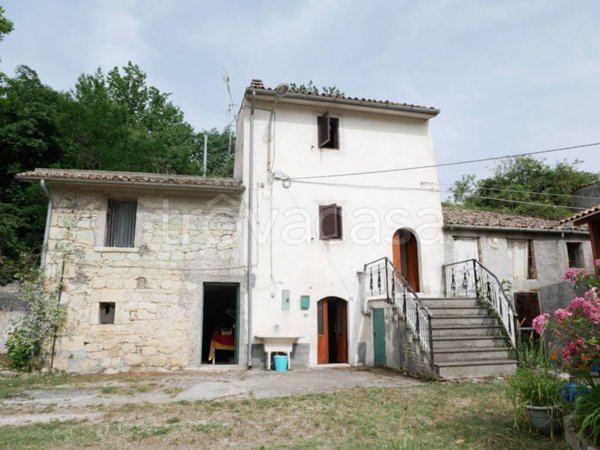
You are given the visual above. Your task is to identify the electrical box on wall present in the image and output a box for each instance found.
[282,290,290,311]
[300,295,310,310]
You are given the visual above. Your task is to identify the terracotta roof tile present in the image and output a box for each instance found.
[248,81,439,116]
[560,204,600,225]
[443,206,586,232]
[17,169,244,192]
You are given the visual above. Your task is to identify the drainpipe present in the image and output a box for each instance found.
[247,90,256,369]
[39,180,52,268]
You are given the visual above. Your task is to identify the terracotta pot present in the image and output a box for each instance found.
[525,405,563,436]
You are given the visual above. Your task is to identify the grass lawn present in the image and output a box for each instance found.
[0,378,567,450]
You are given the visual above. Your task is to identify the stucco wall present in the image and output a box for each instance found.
[443,227,592,310]
[237,98,444,368]
[45,186,244,373]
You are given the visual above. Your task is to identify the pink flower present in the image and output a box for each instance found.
[564,268,579,281]
[532,313,550,335]
[554,308,572,323]
[594,259,600,268]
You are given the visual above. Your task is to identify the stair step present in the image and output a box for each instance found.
[434,347,511,363]
[432,325,503,338]
[432,336,508,350]
[427,307,488,317]
[431,316,499,327]
[421,298,480,308]
[435,359,517,379]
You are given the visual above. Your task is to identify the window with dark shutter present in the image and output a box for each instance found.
[105,199,137,247]
[319,203,342,240]
[317,112,339,149]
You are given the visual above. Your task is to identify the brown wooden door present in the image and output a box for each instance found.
[317,299,329,364]
[393,230,420,292]
[336,300,348,363]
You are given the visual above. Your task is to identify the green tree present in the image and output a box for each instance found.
[0,5,13,42]
[0,66,63,283]
[450,157,599,219]
[200,127,235,178]
[289,80,344,96]
[59,62,201,174]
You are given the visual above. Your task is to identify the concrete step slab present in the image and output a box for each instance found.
[432,326,503,338]
[421,298,480,308]
[434,347,511,363]
[436,359,517,379]
[431,316,499,327]
[427,307,488,317]
[432,336,508,350]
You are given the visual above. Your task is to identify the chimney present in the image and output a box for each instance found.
[250,79,264,89]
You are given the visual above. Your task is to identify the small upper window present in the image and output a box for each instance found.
[319,203,342,240]
[105,199,137,247]
[507,239,536,279]
[317,112,339,149]
[99,302,115,324]
[567,242,584,268]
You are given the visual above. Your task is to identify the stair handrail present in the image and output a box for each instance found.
[364,257,434,368]
[443,259,518,348]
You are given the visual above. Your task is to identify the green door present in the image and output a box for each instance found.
[373,308,386,366]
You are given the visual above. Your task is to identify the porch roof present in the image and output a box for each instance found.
[443,207,587,233]
[560,204,600,226]
[17,168,245,193]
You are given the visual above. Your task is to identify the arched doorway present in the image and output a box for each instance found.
[317,297,348,364]
[392,229,420,292]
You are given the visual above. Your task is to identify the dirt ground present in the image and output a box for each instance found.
[0,366,421,426]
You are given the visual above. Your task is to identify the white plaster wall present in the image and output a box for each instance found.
[238,99,445,367]
[44,186,245,373]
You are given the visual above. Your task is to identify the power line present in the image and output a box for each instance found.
[434,183,600,201]
[291,142,600,181]
[291,179,589,211]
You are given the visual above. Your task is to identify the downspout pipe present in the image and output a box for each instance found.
[247,90,256,369]
[39,179,52,268]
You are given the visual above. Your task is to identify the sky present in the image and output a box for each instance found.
[2,0,600,192]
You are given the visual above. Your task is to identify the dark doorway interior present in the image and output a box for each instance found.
[514,291,541,342]
[317,297,348,364]
[202,283,238,364]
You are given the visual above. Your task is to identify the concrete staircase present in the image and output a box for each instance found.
[422,297,517,379]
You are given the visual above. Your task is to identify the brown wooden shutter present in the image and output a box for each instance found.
[317,112,331,148]
[320,203,339,240]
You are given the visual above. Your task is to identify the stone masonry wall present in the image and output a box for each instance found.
[45,186,244,373]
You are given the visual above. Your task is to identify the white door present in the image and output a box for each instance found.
[453,237,479,263]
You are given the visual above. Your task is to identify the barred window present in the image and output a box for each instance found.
[105,199,137,247]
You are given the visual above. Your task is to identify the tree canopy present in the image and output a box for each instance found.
[449,156,599,219]
[0,61,235,283]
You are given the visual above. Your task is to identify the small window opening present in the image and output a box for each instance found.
[105,199,137,247]
[566,242,584,268]
[317,112,339,149]
[319,203,343,240]
[99,302,115,324]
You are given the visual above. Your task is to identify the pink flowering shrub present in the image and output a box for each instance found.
[533,285,600,374]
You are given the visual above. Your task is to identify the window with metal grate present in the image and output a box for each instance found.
[105,199,137,247]
[319,203,342,240]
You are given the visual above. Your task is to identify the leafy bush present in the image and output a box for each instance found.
[5,328,39,371]
[571,384,600,445]
[6,268,66,371]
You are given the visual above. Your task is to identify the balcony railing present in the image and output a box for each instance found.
[364,257,433,366]
[443,259,518,348]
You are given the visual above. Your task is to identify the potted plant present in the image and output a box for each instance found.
[507,366,565,436]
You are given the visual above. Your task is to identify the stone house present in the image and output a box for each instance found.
[443,206,593,336]
[17,170,245,373]
[16,80,581,378]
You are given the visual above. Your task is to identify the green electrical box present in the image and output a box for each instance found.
[300,295,310,310]
[282,290,290,311]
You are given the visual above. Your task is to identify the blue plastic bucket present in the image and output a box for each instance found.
[562,383,588,404]
[273,355,288,372]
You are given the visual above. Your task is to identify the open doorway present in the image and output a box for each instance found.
[317,297,348,364]
[392,229,420,292]
[202,283,239,365]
